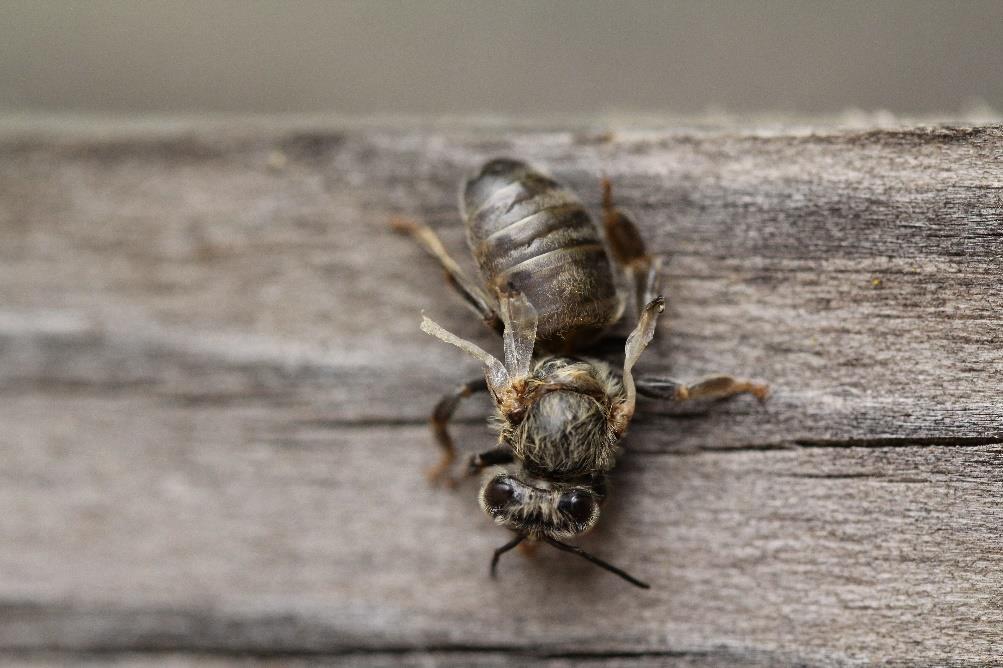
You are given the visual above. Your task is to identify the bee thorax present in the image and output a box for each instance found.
[509,389,618,477]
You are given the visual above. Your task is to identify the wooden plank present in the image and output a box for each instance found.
[1,119,1001,665]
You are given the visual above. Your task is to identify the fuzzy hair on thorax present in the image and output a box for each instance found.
[497,356,623,479]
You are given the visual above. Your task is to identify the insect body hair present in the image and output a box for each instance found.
[509,390,617,477]
[496,356,624,478]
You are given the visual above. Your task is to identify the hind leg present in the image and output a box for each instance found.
[601,178,661,318]
[391,217,502,333]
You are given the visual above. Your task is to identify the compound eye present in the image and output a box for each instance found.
[484,478,516,511]
[558,491,594,525]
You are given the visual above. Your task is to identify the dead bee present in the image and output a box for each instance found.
[392,158,768,589]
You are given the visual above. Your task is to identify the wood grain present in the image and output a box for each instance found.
[1,118,1001,666]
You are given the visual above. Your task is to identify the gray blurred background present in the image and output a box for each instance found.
[1,0,1001,117]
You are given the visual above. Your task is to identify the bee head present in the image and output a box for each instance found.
[478,471,604,539]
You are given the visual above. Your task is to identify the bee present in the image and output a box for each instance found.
[392,158,768,588]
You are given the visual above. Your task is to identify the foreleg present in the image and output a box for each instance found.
[467,444,515,476]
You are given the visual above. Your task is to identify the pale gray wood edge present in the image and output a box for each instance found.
[1,121,1002,666]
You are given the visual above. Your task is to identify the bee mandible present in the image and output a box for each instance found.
[392,159,768,588]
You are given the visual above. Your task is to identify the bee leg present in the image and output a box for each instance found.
[466,445,515,476]
[391,217,502,333]
[680,375,770,403]
[611,296,665,436]
[636,375,770,403]
[427,377,490,487]
[601,178,661,318]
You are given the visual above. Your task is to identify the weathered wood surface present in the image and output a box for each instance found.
[0,118,1001,666]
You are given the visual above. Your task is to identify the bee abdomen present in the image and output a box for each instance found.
[477,204,595,275]
[463,159,621,350]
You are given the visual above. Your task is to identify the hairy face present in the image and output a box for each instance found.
[478,471,603,539]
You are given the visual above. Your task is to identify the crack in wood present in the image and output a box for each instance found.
[794,436,1003,448]
[0,602,770,662]
[0,646,757,661]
